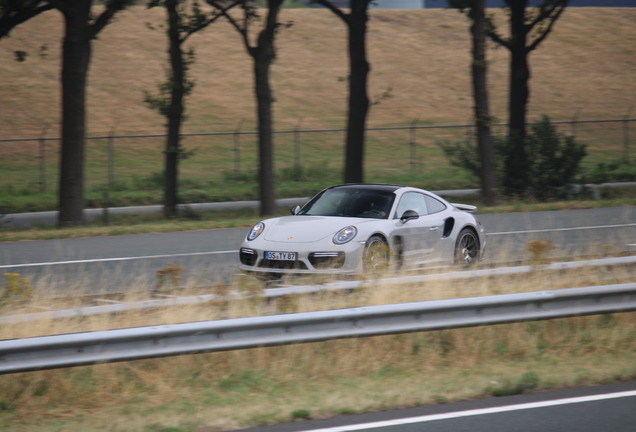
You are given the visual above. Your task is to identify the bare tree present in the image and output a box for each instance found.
[145,0,238,218]
[449,0,497,206]
[487,0,568,196]
[208,0,286,216]
[312,0,372,184]
[0,0,133,226]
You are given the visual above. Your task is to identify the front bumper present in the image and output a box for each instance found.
[238,241,365,276]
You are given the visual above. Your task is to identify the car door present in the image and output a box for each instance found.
[391,191,445,267]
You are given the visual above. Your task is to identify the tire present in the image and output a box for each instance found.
[363,235,390,274]
[454,228,480,267]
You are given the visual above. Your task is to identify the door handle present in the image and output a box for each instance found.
[429,226,440,231]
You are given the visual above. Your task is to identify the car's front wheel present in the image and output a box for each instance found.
[454,228,480,266]
[363,235,390,274]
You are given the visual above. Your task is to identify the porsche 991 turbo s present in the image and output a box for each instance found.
[239,184,485,281]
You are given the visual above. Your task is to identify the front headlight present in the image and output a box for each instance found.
[247,222,265,241]
[333,225,358,245]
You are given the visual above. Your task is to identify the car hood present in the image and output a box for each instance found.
[263,216,375,243]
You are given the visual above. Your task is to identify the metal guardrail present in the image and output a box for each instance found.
[2,255,634,325]
[1,282,635,374]
[266,255,636,297]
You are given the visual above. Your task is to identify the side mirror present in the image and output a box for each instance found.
[290,205,301,215]
[400,209,419,223]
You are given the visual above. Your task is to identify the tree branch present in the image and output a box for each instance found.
[485,15,511,50]
[529,1,562,29]
[182,0,241,44]
[311,0,349,23]
[0,0,54,39]
[89,0,133,39]
[527,1,568,52]
[207,0,252,52]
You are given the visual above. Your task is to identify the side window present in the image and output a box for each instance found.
[395,192,428,218]
[424,194,447,214]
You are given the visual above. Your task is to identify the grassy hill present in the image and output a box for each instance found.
[1,7,634,137]
[0,7,634,213]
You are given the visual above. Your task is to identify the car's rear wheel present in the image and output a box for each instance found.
[363,235,390,274]
[454,228,480,266]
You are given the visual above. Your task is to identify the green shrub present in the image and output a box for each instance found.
[437,131,508,185]
[438,115,587,200]
[437,136,482,181]
[588,162,636,184]
[525,115,587,200]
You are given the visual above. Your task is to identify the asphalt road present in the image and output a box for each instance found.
[230,381,636,432]
[1,206,634,296]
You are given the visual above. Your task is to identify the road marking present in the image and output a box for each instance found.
[2,223,634,269]
[296,390,636,431]
[0,250,237,269]
[487,222,636,236]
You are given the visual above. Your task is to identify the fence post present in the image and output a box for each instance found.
[108,126,116,189]
[409,119,418,175]
[102,192,109,226]
[234,120,243,177]
[38,126,48,192]
[571,109,580,137]
[294,118,303,180]
[624,107,633,165]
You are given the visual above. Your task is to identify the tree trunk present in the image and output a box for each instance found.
[254,51,275,216]
[504,0,530,196]
[164,0,185,219]
[470,0,496,206]
[252,0,283,216]
[344,0,370,184]
[58,1,92,227]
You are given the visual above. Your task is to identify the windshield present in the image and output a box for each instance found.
[298,187,395,219]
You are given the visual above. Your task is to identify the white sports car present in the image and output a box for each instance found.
[239,184,486,280]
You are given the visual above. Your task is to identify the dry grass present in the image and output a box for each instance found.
[1,260,635,431]
[1,8,635,428]
[1,7,634,138]
[1,7,634,200]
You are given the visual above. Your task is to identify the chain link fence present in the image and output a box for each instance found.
[0,118,633,196]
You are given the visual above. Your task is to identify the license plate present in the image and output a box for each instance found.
[265,251,297,261]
